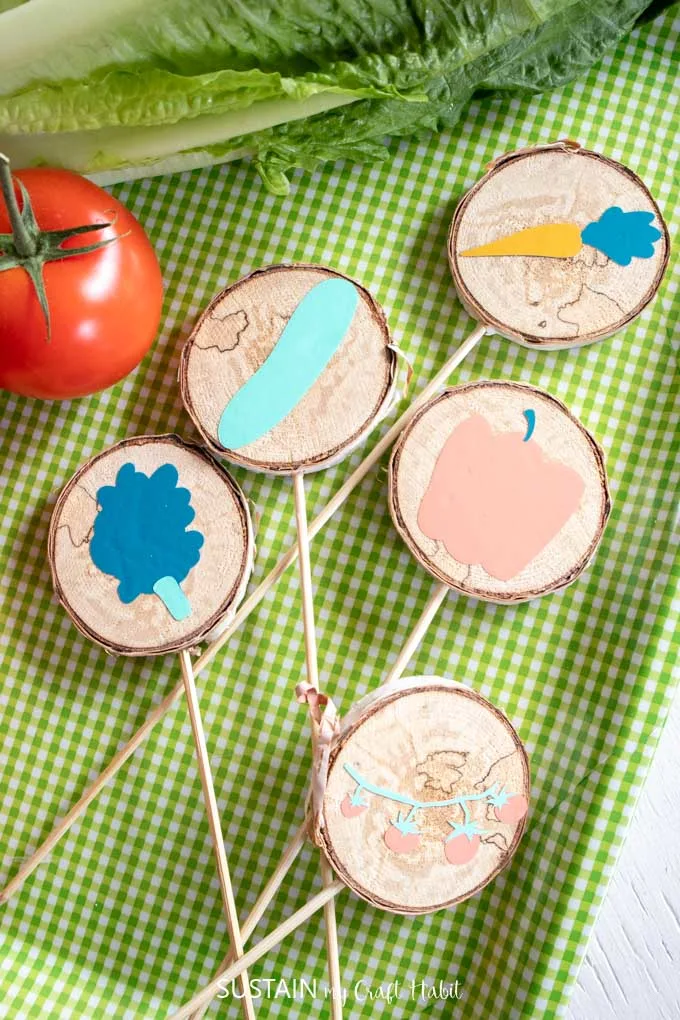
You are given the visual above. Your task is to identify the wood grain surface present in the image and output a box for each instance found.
[389,381,610,603]
[448,143,669,348]
[318,676,530,915]
[48,435,253,655]
[570,690,680,1020]
[180,264,397,474]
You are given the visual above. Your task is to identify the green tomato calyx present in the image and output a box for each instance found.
[0,154,123,342]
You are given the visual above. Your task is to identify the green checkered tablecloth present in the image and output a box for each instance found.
[1,8,678,1018]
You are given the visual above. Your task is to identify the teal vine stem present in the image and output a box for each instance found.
[343,763,498,812]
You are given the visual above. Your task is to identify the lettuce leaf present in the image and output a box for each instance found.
[235,0,656,191]
[0,0,665,192]
[0,0,583,134]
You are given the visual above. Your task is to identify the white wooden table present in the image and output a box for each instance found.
[568,688,680,1019]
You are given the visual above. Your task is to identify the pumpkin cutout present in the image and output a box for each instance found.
[389,381,610,603]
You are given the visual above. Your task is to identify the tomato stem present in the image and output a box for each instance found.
[0,153,36,258]
[0,154,123,346]
[344,764,501,811]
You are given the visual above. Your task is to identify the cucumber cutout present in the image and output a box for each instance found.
[218,276,359,450]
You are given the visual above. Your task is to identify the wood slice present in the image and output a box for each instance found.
[448,142,669,349]
[389,381,610,603]
[48,435,254,656]
[180,264,397,474]
[318,676,530,915]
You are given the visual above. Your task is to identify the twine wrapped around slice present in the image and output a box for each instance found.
[296,682,340,844]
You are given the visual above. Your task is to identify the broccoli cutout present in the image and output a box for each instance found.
[90,463,204,621]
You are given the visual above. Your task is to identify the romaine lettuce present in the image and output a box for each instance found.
[0,0,669,192]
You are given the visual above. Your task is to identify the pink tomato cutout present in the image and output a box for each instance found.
[341,794,367,819]
[384,826,421,854]
[417,414,585,581]
[445,834,480,865]
[495,794,529,825]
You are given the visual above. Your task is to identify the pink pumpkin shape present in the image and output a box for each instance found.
[341,794,367,819]
[417,414,585,582]
[495,794,529,825]
[445,833,480,866]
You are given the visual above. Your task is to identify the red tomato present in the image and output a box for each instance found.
[0,168,163,399]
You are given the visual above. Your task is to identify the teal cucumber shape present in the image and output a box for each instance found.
[217,276,359,450]
[90,462,204,622]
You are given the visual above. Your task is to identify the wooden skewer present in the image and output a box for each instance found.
[196,324,487,675]
[171,881,345,1020]
[189,823,307,1020]
[178,649,255,1020]
[319,855,342,1014]
[181,581,454,1020]
[0,324,488,904]
[0,679,184,905]
[293,472,343,1020]
[293,474,321,701]
[383,582,449,686]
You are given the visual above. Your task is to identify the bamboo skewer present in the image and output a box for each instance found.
[178,649,255,1020]
[171,882,346,1020]
[189,472,347,1020]
[383,583,449,686]
[318,857,342,1012]
[189,823,307,1020]
[0,324,488,904]
[0,680,184,905]
[179,578,489,1019]
[196,322,487,675]
[293,472,343,1020]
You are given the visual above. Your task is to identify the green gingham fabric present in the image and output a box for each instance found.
[1,9,678,1018]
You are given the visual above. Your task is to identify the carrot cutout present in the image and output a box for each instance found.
[461,207,662,266]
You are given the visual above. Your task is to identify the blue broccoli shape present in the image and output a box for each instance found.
[90,462,204,622]
[580,207,662,267]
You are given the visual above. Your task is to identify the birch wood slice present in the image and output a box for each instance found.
[48,435,253,656]
[318,676,530,915]
[389,381,610,603]
[180,264,397,474]
[448,142,669,348]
